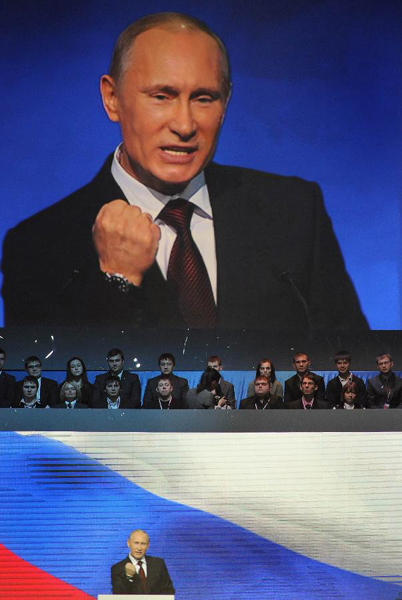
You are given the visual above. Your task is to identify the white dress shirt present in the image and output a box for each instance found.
[111,145,217,303]
[129,554,148,577]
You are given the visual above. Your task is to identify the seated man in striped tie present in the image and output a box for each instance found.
[111,529,175,595]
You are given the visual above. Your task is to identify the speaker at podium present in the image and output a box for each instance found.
[98,596,174,599]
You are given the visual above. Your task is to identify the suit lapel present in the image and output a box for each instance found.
[206,164,263,325]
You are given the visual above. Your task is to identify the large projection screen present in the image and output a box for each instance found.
[2,0,401,329]
[1,427,402,599]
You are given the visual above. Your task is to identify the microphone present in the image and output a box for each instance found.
[272,266,313,330]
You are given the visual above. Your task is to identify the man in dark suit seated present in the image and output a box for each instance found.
[92,375,136,409]
[239,375,283,410]
[142,353,188,408]
[0,348,16,408]
[16,355,58,408]
[367,353,402,409]
[1,12,368,331]
[14,376,48,409]
[92,348,141,408]
[288,374,328,409]
[326,350,367,409]
[284,352,325,408]
[144,377,187,409]
[207,354,235,408]
[111,529,175,595]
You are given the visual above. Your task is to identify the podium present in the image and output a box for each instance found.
[98,596,174,599]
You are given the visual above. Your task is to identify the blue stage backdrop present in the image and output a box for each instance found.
[2,0,401,327]
[1,430,402,599]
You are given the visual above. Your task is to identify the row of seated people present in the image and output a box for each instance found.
[0,348,401,410]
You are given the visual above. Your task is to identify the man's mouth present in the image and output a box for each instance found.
[161,146,197,156]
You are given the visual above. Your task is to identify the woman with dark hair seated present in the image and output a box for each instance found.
[246,358,283,398]
[14,376,45,408]
[186,367,231,409]
[338,381,363,409]
[53,381,88,409]
[63,356,93,405]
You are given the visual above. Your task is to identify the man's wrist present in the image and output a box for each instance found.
[104,272,140,292]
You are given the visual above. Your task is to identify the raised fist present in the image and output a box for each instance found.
[92,200,161,286]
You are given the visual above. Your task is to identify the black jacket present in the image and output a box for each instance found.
[2,157,368,330]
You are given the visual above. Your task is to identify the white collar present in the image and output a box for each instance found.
[111,144,211,220]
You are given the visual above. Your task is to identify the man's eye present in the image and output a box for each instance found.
[153,94,168,101]
[197,97,213,104]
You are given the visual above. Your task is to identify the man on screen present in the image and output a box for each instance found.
[1,12,368,330]
[111,529,175,595]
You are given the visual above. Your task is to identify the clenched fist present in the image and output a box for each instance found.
[125,562,136,578]
[92,200,161,286]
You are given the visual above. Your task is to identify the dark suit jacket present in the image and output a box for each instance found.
[2,157,368,330]
[288,398,329,409]
[239,394,283,409]
[91,370,141,408]
[367,373,402,408]
[284,372,326,408]
[219,377,235,408]
[15,376,57,408]
[143,395,188,409]
[326,374,367,409]
[111,555,175,595]
[0,372,16,408]
[142,373,189,408]
[53,402,89,409]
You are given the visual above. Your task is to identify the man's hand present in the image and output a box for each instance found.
[125,562,136,578]
[92,200,161,286]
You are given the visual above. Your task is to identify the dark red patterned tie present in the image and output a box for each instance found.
[137,560,147,592]
[158,198,217,327]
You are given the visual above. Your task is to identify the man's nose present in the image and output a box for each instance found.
[170,100,196,140]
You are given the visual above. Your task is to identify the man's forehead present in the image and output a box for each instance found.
[129,530,149,541]
[123,27,223,87]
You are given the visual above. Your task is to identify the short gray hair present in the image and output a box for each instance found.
[109,12,231,99]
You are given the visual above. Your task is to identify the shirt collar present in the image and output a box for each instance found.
[111,144,211,220]
[129,554,147,566]
[302,396,314,409]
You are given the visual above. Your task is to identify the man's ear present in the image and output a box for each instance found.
[100,74,120,123]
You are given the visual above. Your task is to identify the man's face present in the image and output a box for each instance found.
[300,377,317,397]
[254,378,270,398]
[336,359,350,376]
[0,353,5,370]
[27,360,42,378]
[160,359,174,375]
[69,359,83,377]
[157,379,173,398]
[207,360,222,372]
[106,380,121,399]
[64,383,77,400]
[127,530,149,560]
[107,354,124,374]
[102,27,227,194]
[377,357,393,374]
[293,355,310,375]
[23,381,38,400]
